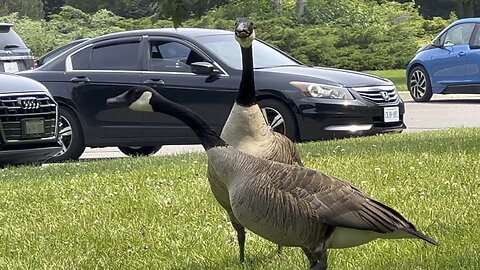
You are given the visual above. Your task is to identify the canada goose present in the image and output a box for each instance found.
[107,86,437,270]
[210,17,303,261]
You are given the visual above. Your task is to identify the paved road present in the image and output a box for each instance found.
[401,92,480,132]
[80,92,480,160]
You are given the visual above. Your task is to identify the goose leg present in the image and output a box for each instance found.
[277,245,283,255]
[230,216,246,262]
[302,247,317,268]
[311,248,328,270]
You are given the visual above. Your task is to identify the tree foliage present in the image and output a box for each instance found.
[0,0,44,20]
[1,0,456,70]
[392,0,479,18]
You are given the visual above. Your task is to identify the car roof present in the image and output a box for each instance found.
[36,28,235,71]
[90,28,232,43]
[0,23,13,27]
[453,17,480,24]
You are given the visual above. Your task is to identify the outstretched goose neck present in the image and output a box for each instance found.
[150,96,227,150]
[236,46,256,106]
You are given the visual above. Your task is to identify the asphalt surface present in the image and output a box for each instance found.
[80,92,480,160]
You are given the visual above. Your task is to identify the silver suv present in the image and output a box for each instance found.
[0,72,61,166]
[0,23,34,73]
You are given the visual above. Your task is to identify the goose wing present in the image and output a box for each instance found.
[268,163,418,234]
[270,132,303,166]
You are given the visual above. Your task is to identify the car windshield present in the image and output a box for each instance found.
[0,27,27,49]
[196,34,300,69]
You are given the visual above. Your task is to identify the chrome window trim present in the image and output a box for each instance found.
[65,44,229,76]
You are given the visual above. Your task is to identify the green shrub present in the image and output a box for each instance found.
[0,1,454,70]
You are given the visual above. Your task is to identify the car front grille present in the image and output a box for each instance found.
[352,86,399,104]
[0,92,57,143]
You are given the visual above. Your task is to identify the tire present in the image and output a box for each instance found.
[118,146,162,157]
[408,66,433,102]
[258,99,298,141]
[48,107,86,162]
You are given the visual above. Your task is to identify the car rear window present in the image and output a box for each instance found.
[0,27,28,49]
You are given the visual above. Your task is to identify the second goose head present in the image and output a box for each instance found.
[107,86,227,150]
[106,85,155,112]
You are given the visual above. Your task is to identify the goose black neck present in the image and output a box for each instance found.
[150,96,227,150]
[236,46,256,107]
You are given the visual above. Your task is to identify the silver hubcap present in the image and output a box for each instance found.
[55,115,72,156]
[261,106,286,135]
[410,70,427,99]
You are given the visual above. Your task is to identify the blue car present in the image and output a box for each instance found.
[406,18,480,102]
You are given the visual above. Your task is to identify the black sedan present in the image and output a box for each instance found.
[18,28,405,162]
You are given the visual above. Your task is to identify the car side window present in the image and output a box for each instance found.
[472,25,480,49]
[444,23,475,46]
[89,41,141,70]
[148,41,205,72]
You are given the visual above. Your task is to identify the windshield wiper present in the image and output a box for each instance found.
[4,44,20,49]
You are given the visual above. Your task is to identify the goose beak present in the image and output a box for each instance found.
[106,92,129,108]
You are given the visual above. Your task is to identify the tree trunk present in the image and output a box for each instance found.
[270,0,282,11]
[296,0,307,17]
[457,0,475,18]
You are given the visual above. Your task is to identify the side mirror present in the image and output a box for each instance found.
[432,38,442,47]
[191,62,219,75]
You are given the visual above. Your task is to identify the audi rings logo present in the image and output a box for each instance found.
[17,97,40,110]
[380,91,391,101]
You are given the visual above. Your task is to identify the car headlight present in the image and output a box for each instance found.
[290,81,354,100]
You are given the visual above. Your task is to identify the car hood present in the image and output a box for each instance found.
[257,65,393,88]
[0,73,48,93]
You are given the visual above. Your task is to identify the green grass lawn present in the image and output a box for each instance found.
[1,128,479,269]
[366,69,407,92]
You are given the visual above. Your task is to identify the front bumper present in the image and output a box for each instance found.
[295,97,406,141]
[0,142,62,166]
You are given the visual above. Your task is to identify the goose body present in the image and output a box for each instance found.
[208,147,436,249]
[106,86,437,270]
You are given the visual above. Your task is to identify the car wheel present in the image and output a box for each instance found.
[408,66,433,102]
[48,107,85,163]
[118,146,162,157]
[258,99,298,141]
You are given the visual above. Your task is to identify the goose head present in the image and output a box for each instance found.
[106,86,158,112]
[235,17,255,48]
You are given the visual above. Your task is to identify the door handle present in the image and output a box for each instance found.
[70,76,90,83]
[143,79,165,87]
[458,51,466,57]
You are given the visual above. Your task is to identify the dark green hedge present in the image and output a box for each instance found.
[1,1,454,71]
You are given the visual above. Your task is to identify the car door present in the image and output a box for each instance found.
[429,23,475,87]
[465,23,480,88]
[140,36,236,140]
[66,36,145,139]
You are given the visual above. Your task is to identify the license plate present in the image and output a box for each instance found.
[3,62,19,73]
[384,107,399,123]
[22,119,45,137]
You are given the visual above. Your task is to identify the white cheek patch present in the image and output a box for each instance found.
[235,30,256,48]
[129,92,153,112]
